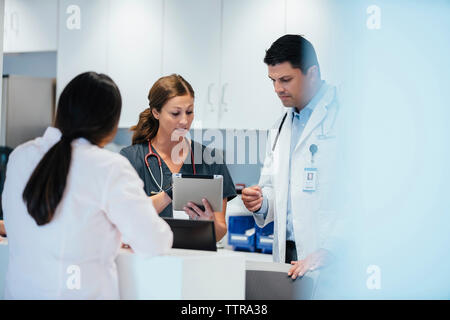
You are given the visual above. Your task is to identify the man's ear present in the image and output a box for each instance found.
[151,108,160,120]
[307,65,320,82]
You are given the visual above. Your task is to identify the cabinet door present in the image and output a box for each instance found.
[3,76,55,148]
[162,0,221,129]
[219,0,286,130]
[3,0,58,53]
[57,0,109,97]
[108,0,163,128]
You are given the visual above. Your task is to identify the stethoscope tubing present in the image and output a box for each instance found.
[271,104,338,151]
[145,139,196,192]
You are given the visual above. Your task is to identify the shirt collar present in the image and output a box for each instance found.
[43,127,62,143]
[42,127,90,146]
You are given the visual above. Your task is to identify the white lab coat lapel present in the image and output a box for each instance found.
[294,85,336,153]
[272,110,293,263]
[289,85,337,261]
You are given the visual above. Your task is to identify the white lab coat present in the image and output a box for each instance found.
[2,127,173,299]
[254,84,340,263]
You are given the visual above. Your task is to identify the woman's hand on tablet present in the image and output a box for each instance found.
[184,198,215,221]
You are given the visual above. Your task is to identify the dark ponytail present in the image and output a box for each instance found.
[22,138,73,225]
[23,72,122,226]
[131,74,194,145]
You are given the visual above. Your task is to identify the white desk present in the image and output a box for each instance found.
[116,248,247,299]
[0,239,275,300]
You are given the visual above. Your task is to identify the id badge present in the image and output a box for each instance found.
[303,167,318,192]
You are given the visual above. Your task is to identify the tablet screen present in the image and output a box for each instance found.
[172,174,223,212]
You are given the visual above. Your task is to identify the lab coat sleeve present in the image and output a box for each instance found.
[101,157,173,256]
[253,128,277,228]
[253,197,268,226]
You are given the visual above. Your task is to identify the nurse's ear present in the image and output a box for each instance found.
[151,108,160,120]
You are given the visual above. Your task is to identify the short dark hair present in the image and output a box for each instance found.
[23,72,122,226]
[264,34,320,75]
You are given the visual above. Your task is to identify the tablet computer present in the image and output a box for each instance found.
[172,173,223,212]
[163,218,217,251]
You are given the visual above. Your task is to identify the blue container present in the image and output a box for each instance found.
[228,216,256,252]
[256,221,274,254]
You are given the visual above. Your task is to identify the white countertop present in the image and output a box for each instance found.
[117,245,273,261]
[0,238,279,299]
[1,237,274,262]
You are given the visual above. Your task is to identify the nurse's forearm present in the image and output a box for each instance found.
[214,199,228,241]
[0,220,6,236]
[150,192,171,214]
[214,220,227,241]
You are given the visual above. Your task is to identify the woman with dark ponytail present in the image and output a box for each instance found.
[2,72,172,299]
[22,72,122,226]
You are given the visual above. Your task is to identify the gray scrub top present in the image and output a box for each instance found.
[120,140,237,218]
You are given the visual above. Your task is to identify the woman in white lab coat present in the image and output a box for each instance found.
[2,72,173,299]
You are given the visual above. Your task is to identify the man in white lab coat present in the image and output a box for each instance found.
[242,35,340,279]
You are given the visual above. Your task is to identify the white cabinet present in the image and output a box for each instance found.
[57,0,163,127]
[3,0,58,53]
[108,0,163,127]
[162,0,222,129]
[56,0,299,130]
[219,0,285,129]
[162,0,221,128]
[162,0,285,130]
[57,0,109,97]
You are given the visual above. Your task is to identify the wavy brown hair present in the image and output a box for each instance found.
[131,74,195,145]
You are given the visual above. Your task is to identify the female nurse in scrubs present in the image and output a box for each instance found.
[120,74,236,240]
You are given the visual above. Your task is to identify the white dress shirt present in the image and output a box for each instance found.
[2,127,173,299]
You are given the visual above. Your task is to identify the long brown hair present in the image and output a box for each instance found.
[131,74,194,145]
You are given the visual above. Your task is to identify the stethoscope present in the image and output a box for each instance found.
[271,104,339,152]
[145,139,196,193]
